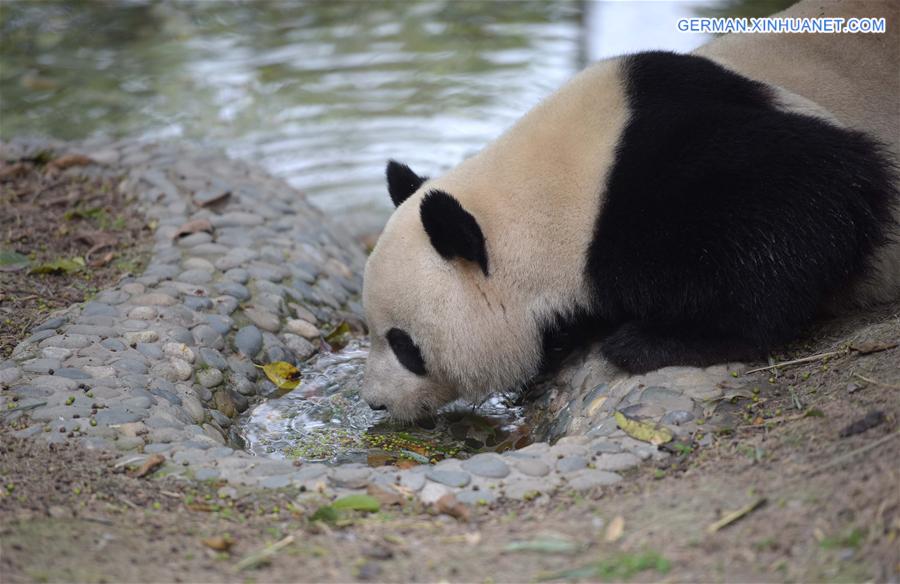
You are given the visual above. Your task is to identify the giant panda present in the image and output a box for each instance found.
[360,0,900,420]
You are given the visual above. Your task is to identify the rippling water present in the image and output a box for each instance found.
[0,0,581,234]
[240,340,530,464]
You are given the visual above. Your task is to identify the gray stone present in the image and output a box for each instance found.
[215,282,250,302]
[213,212,263,228]
[461,453,510,478]
[214,248,258,271]
[0,366,22,385]
[22,359,61,374]
[53,367,91,380]
[67,325,118,338]
[101,338,127,352]
[95,408,146,425]
[82,302,118,317]
[234,326,263,357]
[556,455,588,473]
[136,342,164,360]
[179,270,213,285]
[457,490,497,505]
[197,368,224,388]
[184,295,214,311]
[113,358,149,375]
[589,440,623,455]
[243,307,280,332]
[95,290,130,305]
[33,317,66,332]
[260,475,292,489]
[566,469,622,491]
[512,458,551,477]
[224,268,250,284]
[214,296,239,315]
[293,465,328,481]
[426,469,471,488]
[195,468,220,481]
[41,347,72,361]
[198,348,228,370]
[660,409,695,425]
[594,452,641,472]
[204,314,233,336]
[329,466,372,489]
[132,292,178,306]
[282,334,315,360]
[247,262,286,282]
[192,324,224,349]
[26,329,56,344]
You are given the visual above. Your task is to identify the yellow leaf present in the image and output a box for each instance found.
[614,411,673,446]
[604,515,625,542]
[255,361,301,391]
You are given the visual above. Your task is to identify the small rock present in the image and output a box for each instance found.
[128,306,158,320]
[163,342,195,363]
[131,293,178,306]
[234,326,263,357]
[198,368,224,388]
[566,469,623,491]
[329,466,372,489]
[425,469,471,488]
[461,453,510,478]
[124,330,159,345]
[243,308,281,333]
[556,455,588,473]
[285,319,319,339]
[192,324,224,349]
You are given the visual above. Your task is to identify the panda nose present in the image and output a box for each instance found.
[369,403,387,411]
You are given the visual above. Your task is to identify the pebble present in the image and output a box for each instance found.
[243,308,281,333]
[198,368,224,389]
[426,469,471,488]
[183,295,213,311]
[204,314,233,336]
[136,342,164,360]
[40,347,72,361]
[163,342,195,363]
[215,282,250,302]
[555,455,588,473]
[512,458,551,477]
[32,317,66,332]
[124,330,159,345]
[285,319,319,339]
[594,452,641,472]
[192,324,224,349]
[214,296,239,315]
[101,338,127,352]
[329,466,372,489]
[198,348,228,370]
[131,293,178,306]
[22,359,61,374]
[461,453,510,478]
[282,334,315,360]
[566,469,622,491]
[234,326,263,357]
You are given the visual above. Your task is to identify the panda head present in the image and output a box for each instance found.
[361,160,539,420]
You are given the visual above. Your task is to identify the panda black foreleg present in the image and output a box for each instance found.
[601,320,763,374]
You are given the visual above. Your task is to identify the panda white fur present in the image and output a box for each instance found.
[361,0,900,420]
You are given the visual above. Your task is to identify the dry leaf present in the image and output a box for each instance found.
[47,153,94,172]
[850,341,898,355]
[0,162,29,181]
[173,218,213,240]
[435,494,470,522]
[255,361,301,391]
[604,515,625,542]
[202,536,234,552]
[130,453,165,478]
[614,411,673,446]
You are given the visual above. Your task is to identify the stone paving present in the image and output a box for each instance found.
[1,138,754,506]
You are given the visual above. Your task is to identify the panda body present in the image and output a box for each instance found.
[361,0,900,420]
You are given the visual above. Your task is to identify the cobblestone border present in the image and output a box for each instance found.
[1,138,751,505]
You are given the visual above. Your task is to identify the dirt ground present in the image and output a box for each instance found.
[0,154,152,358]
[1,302,898,583]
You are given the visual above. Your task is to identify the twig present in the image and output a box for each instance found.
[852,373,900,391]
[744,349,847,374]
[235,534,296,572]
[810,431,900,476]
[706,497,767,533]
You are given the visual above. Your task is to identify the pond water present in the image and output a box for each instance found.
[240,340,530,465]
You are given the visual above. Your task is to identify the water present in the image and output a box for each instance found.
[240,340,530,465]
[0,0,581,235]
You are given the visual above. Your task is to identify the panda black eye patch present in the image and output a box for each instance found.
[386,328,427,376]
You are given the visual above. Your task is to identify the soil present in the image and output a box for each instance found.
[0,154,152,358]
[2,303,898,583]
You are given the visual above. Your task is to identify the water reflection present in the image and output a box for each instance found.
[1,0,581,234]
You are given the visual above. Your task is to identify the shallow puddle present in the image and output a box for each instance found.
[239,340,531,467]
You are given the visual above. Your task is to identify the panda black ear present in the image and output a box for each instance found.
[420,189,489,276]
[386,160,427,207]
